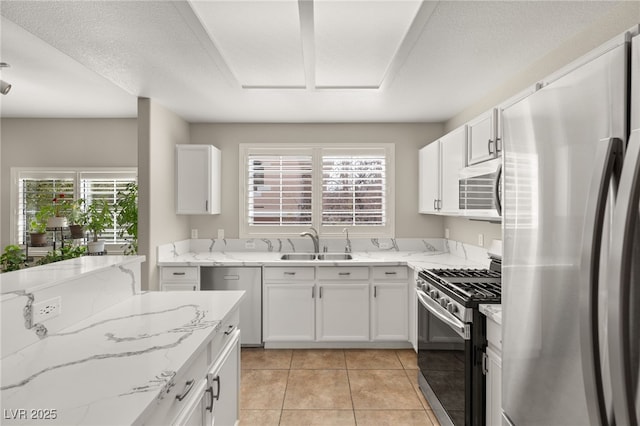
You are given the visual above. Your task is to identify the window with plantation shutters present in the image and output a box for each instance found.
[12,168,137,246]
[247,154,313,226]
[322,154,386,226]
[240,144,394,238]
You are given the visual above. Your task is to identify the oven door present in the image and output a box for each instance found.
[416,289,471,426]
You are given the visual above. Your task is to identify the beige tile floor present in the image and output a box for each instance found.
[240,348,441,426]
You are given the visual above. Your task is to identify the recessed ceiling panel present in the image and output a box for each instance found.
[314,0,421,88]
[190,0,305,88]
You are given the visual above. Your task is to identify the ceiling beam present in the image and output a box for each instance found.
[298,0,316,90]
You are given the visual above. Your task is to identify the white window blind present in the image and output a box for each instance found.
[80,172,137,243]
[247,155,313,226]
[322,155,386,226]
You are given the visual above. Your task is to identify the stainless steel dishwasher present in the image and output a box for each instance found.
[200,266,262,346]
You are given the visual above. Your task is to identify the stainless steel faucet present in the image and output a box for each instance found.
[343,228,351,253]
[300,227,320,253]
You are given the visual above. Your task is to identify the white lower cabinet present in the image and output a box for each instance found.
[317,283,369,341]
[263,266,409,344]
[371,282,408,341]
[263,282,315,341]
[484,315,502,426]
[160,266,200,291]
[144,309,240,426]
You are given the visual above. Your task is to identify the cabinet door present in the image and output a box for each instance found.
[209,331,240,426]
[485,346,502,426]
[263,283,315,341]
[468,109,498,165]
[440,126,467,213]
[316,284,369,341]
[176,144,221,214]
[418,141,441,213]
[371,282,408,341]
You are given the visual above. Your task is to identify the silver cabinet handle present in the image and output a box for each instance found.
[205,386,214,412]
[175,379,195,402]
[205,200,208,211]
[312,286,315,298]
[579,137,622,426]
[284,272,296,276]
[495,137,502,153]
[487,138,495,155]
[608,131,640,426]
[319,286,323,298]
[224,325,237,335]
[173,272,186,276]
[433,199,437,210]
[385,271,397,275]
[374,285,377,298]
[338,272,351,276]
[211,376,221,401]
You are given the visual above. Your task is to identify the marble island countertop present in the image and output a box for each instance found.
[1,290,244,425]
[480,304,502,325]
[157,250,488,271]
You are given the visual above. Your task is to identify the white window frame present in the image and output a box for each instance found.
[239,143,395,238]
[10,167,138,249]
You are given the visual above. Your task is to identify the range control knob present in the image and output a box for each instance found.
[429,290,439,299]
[421,283,429,293]
[440,298,449,308]
[447,303,458,314]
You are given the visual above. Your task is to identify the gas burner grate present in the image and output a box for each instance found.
[429,268,501,279]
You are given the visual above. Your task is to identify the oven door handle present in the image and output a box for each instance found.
[416,289,469,340]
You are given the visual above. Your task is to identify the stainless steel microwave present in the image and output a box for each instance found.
[458,157,502,220]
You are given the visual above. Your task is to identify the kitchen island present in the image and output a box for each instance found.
[1,256,244,425]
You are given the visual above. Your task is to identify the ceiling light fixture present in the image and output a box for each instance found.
[0,62,12,95]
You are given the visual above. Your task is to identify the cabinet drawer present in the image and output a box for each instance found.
[264,267,315,281]
[486,317,502,352]
[209,308,240,364]
[161,267,199,282]
[144,347,207,425]
[317,267,369,281]
[372,266,408,280]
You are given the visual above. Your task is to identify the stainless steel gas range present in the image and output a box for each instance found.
[416,258,501,426]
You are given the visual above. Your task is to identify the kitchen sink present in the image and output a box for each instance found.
[279,253,354,261]
[317,253,353,261]
[280,253,316,260]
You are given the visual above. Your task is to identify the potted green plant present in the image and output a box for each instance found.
[1,244,27,272]
[29,207,54,246]
[80,199,113,254]
[67,198,85,239]
[47,193,70,228]
[115,183,138,254]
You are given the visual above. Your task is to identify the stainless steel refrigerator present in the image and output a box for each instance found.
[501,26,640,425]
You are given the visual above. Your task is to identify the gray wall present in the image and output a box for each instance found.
[138,98,191,291]
[0,118,138,248]
[188,122,445,239]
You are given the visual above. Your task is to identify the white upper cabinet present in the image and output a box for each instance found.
[439,125,467,214]
[418,141,440,214]
[467,108,500,165]
[419,125,466,215]
[176,144,221,214]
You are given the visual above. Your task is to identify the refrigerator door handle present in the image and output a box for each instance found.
[579,137,623,426]
[609,130,640,426]
[493,163,502,216]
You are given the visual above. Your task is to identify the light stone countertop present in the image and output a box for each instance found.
[1,290,244,425]
[480,303,502,325]
[156,250,488,271]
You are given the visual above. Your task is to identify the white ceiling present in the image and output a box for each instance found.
[0,1,623,123]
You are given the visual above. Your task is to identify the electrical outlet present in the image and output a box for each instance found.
[245,241,255,249]
[478,233,484,247]
[217,229,224,240]
[32,296,62,323]
[445,228,450,239]
[191,229,198,239]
